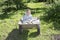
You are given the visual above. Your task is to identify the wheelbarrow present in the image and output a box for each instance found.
[18,18,40,34]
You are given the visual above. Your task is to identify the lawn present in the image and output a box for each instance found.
[0,2,60,40]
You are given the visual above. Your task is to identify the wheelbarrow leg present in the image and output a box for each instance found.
[37,24,40,34]
[19,25,23,34]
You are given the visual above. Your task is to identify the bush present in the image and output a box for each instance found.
[46,0,60,21]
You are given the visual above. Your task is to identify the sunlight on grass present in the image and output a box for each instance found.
[27,2,46,8]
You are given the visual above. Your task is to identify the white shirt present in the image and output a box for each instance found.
[23,13,32,22]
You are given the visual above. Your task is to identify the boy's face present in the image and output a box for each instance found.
[26,10,31,15]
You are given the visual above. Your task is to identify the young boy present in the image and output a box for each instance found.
[22,9,32,23]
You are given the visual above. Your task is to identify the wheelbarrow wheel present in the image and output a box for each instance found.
[37,28,40,34]
[37,24,40,34]
[19,25,23,34]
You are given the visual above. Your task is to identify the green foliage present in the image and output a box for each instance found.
[46,0,60,21]
[43,0,60,30]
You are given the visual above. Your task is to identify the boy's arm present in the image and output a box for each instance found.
[20,18,23,23]
[20,15,25,23]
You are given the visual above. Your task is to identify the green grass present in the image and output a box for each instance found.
[0,2,60,40]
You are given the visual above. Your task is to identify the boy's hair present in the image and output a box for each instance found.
[26,9,31,12]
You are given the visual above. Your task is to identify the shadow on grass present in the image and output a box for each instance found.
[29,32,40,38]
[6,29,29,40]
[5,29,40,40]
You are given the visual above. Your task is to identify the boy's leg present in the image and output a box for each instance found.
[19,25,23,34]
[37,24,40,34]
